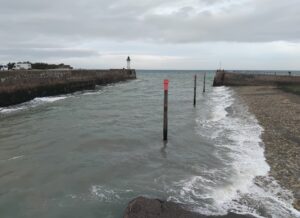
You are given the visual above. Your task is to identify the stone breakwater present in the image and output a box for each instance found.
[0,69,136,107]
[213,70,300,86]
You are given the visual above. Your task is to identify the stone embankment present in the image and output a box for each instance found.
[0,69,136,107]
[213,70,300,86]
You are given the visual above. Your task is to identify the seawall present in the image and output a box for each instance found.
[213,70,300,86]
[0,69,136,107]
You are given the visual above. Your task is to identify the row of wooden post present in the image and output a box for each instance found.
[164,73,206,141]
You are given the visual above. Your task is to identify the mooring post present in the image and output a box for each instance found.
[203,73,206,93]
[163,79,169,141]
[193,75,197,107]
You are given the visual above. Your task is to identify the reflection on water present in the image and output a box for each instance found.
[160,141,168,159]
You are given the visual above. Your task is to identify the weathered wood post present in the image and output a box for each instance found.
[163,80,169,141]
[193,75,197,107]
[203,72,206,93]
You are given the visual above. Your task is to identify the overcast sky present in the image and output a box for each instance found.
[1,0,300,70]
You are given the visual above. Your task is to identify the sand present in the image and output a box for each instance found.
[234,86,300,210]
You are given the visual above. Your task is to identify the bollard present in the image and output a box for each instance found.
[203,72,206,93]
[163,80,169,141]
[194,75,197,107]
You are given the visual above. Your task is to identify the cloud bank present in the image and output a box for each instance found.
[0,0,299,69]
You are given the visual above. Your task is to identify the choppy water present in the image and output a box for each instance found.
[0,70,299,218]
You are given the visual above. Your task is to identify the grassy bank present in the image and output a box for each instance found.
[278,84,300,95]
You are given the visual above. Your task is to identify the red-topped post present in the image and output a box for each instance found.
[163,80,169,141]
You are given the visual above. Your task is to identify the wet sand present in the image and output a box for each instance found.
[234,86,300,210]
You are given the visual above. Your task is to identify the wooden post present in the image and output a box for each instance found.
[203,73,206,93]
[163,80,169,141]
[193,75,197,107]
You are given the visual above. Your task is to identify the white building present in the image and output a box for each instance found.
[0,65,8,71]
[127,56,131,69]
[13,63,31,70]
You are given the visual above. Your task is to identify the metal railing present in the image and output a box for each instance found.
[225,70,300,77]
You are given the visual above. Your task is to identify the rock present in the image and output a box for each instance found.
[124,197,255,218]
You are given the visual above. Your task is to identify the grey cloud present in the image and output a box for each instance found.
[0,48,99,60]
[0,0,299,45]
[0,0,300,68]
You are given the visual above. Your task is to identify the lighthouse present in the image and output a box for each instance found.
[127,56,131,69]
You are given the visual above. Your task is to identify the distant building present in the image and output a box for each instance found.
[127,56,131,69]
[13,63,32,70]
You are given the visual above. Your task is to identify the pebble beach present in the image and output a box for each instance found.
[235,86,300,211]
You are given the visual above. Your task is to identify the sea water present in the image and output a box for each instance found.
[0,71,299,218]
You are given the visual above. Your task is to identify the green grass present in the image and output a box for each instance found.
[278,84,300,95]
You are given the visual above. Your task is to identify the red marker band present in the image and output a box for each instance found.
[164,79,169,91]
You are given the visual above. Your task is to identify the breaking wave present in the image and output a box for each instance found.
[167,87,299,218]
[0,96,68,114]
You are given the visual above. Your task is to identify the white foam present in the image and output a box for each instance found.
[0,96,68,115]
[82,92,99,96]
[0,107,25,113]
[90,185,132,202]
[210,87,233,122]
[7,155,24,161]
[33,96,67,103]
[0,155,24,163]
[210,115,269,208]
[195,87,234,139]
[173,86,299,217]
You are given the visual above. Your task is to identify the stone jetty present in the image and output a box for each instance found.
[0,69,136,107]
[213,70,300,86]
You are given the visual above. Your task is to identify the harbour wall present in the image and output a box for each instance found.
[0,69,136,107]
[213,70,300,86]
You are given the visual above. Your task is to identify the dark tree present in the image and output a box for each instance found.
[31,62,73,70]
[7,62,15,70]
